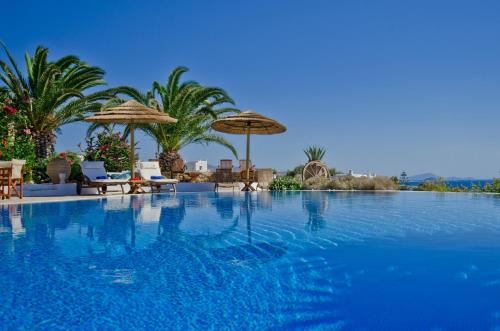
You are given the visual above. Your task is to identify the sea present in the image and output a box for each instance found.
[406,179,494,189]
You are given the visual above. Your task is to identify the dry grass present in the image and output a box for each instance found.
[302,176,399,191]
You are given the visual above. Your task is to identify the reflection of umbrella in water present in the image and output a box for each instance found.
[209,192,287,262]
[85,100,177,178]
[212,111,286,191]
[240,193,255,243]
[302,192,329,231]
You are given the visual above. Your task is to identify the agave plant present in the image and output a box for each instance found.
[0,43,124,159]
[304,146,326,162]
[101,67,239,177]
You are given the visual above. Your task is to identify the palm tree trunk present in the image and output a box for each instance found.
[159,151,183,179]
[32,130,55,159]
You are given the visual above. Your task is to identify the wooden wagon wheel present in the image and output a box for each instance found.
[302,161,329,181]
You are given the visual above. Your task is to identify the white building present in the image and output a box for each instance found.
[185,160,208,172]
[347,170,376,178]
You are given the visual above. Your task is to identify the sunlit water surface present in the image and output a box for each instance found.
[1,192,500,330]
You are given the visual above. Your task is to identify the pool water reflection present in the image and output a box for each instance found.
[1,192,500,330]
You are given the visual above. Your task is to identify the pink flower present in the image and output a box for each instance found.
[3,106,17,115]
[22,128,31,135]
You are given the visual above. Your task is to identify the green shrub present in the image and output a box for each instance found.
[0,134,36,170]
[481,179,500,193]
[269,176,301,191]
[301,177,331,190]
[302,176,399,190]
[31,160,49,183]
[413,177,469,192]
[286,164,304,177]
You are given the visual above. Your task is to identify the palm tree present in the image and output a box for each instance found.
[0,43,123,159]
[304,146,326,162]
[110,67,239,177]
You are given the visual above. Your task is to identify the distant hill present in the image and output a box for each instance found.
[407,173,439,182]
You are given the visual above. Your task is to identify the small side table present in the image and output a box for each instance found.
[128,180,147,194]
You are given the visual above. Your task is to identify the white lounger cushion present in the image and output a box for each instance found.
[149,178,178,183]
[93,179,128,183]
[139,161,178,182]
[81,161,127,182]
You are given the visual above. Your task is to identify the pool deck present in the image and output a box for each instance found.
[0,186,242,205]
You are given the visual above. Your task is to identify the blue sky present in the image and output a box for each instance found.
[2,0,500,178]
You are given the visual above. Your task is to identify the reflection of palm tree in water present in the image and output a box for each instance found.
[97,211,135,254]
[302,192,329,231]
[158,197,186,239]
[157,194,239,244]
[21,203,70,243]
[91,197,135,254]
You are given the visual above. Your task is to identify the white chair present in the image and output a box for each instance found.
[138,161,177,193]
[80,161,129,195]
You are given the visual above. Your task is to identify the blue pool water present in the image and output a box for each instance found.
[1,192,500,330]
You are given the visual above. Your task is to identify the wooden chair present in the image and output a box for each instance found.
[239,159,252,172]
[0,160,25,199]
[219,159,233,170]
[215,168,237,192]
[256,168,274,190]
[0,166,12,200]
[10,160,25,198]
[239,169,256,182]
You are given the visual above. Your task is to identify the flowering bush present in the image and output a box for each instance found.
[0,89,28,135]
[0,135,36,170]
[83,131,132,172]
[3,105,17,115]
[0,89,36,180]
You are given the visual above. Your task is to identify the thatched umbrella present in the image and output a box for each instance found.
[211,111,286,191]
[85,100,177,177]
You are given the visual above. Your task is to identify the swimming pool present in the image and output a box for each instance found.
[1,192,500,330]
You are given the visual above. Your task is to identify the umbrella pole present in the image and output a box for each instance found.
[245,125,250,182]
[130,125,135,178]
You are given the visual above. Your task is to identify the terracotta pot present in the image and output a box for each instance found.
[46,158,71,184]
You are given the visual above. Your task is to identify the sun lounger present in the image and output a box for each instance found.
[79,161,128,195]
[138,161,177,193]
